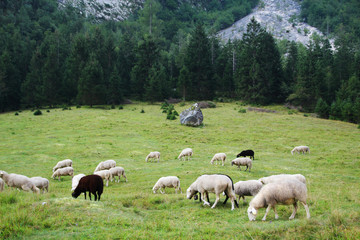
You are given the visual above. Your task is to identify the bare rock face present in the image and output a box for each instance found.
[218,0,334,47]
[180,103,203,127]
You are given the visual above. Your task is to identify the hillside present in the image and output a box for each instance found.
[0,103,359,238]
[218,0,332,46]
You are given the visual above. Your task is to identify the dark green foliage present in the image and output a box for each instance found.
[33,109,42,115]
[119,106,123,110]
[161,102,178,120]
[140,109,145,113]
[14,112,19,116]
[238,108,246,113]
[315,98,329,119]
[235,18,284,105]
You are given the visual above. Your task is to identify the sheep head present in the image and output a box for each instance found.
[247,206,257,221]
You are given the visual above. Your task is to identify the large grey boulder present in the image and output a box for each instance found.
[180,103,203,127]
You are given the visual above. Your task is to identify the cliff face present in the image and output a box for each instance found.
[59,0,144,21]
[218,0,332,46]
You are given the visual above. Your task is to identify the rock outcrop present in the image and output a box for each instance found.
[180,103,203,127]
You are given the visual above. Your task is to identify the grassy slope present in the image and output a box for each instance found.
[0,103,359,239]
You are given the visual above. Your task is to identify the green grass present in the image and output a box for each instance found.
[0,102,359,239]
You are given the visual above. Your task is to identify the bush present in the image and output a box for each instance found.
[76,105,81,108]
[161,102,178,120]
[238,108,246,113]
[34,110,42,115]
[140,109,145,113]
[46,110,50,113]
[14,112,19,116]
[119,106,123,110]
[111,104,115,109]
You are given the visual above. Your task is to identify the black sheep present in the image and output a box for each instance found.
[72,175,104,201]
[236,149,255,160]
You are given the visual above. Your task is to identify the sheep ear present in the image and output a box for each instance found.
[252,208,257,214]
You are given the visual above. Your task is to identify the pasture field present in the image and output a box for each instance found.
[0,102,359,239]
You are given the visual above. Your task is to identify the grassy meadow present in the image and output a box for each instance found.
[0,102,359,239]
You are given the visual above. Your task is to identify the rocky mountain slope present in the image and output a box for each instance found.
[218,0,331,46]
[59,0,144,21]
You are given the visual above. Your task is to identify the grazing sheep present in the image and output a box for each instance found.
[94,160,116,172]
[109,167,127,183]
[71,174,86,191]
[30,177,49,193]
[237,149,255,160]
[210,153,227,166]
[291,146,310,155]
[153,176,181,194]
[0,171,40,194]
[178,148,193,161]
[259,174,306,185]
[186,174,238,210]
[233,180,263,203]
[52,167,74,181]
[0,178,4,192]
[52,159,73,172]
[145,151,160,162]
[94,170,112,187]
[247,179,310,221]
[231,157,253,172]
[72,175,104,201]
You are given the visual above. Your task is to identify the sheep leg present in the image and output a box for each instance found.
[211,193,220,208]
[245,166,248,171]
[223,192,229,204]
[106,179,109,187]
[94,192,98,201]
[201,192,211,206]
[301,201,311,219]
[89,192,92,201]
[98,191,101,201]
[242,196,246,203]
[289,202,298,220]
[160,188,165,194]
[273,207,279,219]
[262,205,272,221]
[84,192,86,200]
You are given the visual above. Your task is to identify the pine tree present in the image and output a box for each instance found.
[184,23,214,100]
[235,17,284,104]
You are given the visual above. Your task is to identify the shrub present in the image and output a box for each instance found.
[14,112,19,116]
[304,114,309,117]
[140,109,145,113]
[111,105,115,109]
[119,106,123,110]
[238,108,246,113]
[161,102,178,120]
[34,110,42,116]
[76,105,81,109]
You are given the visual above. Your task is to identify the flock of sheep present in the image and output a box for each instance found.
[150,146,311,221]
[0,145,310,221]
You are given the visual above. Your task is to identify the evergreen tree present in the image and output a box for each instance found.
[184,24,214,100]
[77,53,105,106]
[235,18,284,104]
[131,34,160,100]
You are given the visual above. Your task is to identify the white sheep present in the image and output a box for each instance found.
[186,174,237,210]
[0,178,4,192]
[0,171,40,194]
[71,174,86,191]
[94,160,116,172]
[152,176,181,194]
[94,170,112,187]
[233,180,263,203]
[178,148,193,161]
[259,174,306,185]
[145,151,160,162]
[30,177,49,193]
[247,179,311,221]
[210,153,226,166]
[51,167,74,181]
[109,167,127,183]
[291,146,310,155]
[52,159,73,172]
[231,157,252,172]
